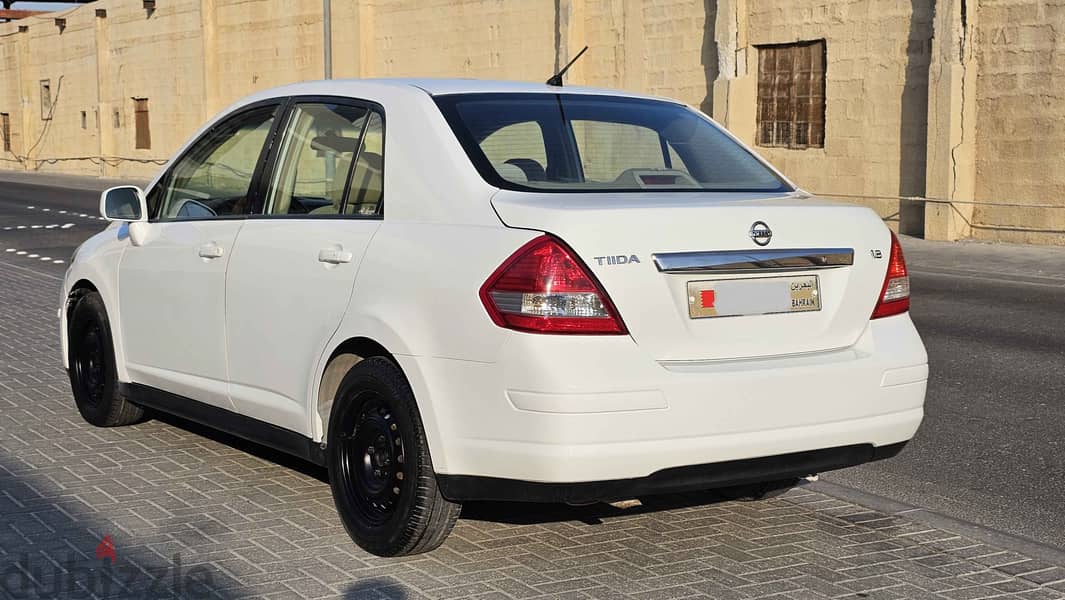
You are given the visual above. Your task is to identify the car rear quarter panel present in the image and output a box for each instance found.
[317,222,538,469]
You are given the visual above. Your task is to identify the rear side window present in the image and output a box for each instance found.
[436,93,789,193]
[343,111,384,216]
[265,103,369,216]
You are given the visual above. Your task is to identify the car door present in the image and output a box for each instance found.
[119,102,281,410]
[225,99,384,434]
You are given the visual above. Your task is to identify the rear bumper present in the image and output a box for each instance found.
[437,441,907,503]
[400,313,927,488]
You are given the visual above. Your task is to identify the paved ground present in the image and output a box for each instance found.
[2,173,1065,599]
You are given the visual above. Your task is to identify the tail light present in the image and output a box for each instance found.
[480,235,627,334]
[871,232,910,319]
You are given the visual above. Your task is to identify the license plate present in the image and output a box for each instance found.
[687,275,821,319]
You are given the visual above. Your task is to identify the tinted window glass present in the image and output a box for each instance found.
[159,106,277,219]
[436,94,789,193]
[266,103,369,216]
[480,121,548,183]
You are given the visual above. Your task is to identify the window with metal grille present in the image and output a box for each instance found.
[756,40,825,149]
[134,98,150,149]
[1,113,10,152]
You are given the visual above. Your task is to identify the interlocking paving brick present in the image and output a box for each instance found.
[0,258,1063,600]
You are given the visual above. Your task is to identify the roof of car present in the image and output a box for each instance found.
[243,78,676,104]
[385,78,669,99]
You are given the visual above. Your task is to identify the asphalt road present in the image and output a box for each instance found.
[2,178,1063,554]
[826,263,1065,551]
[0,180,110,274]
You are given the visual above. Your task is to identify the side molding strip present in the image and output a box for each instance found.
[123,383,327,467]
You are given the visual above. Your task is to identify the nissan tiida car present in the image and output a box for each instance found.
[61,79,927,556]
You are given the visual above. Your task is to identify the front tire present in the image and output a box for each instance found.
[326,357,460,556]
[67,292,144,427]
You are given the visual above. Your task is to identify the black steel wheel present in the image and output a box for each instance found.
[72,321,106,409]
[327,357,460,556]
[67,292,144,427]
[337,393,407,526]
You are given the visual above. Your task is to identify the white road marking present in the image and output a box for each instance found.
[4,248,14,252]
[27,254,38,258]
[16,251,26,255]
[39,256,51,261]
[22,206,98,221]
[2,223,75,230]
[53,260,64,264]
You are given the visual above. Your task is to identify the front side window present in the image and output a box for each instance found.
[436,93,789,193]
[157,105,277,220]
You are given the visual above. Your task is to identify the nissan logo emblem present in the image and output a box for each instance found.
[749,221,772,246]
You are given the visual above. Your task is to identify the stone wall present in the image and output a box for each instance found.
[971,0,1065,244]
[712,0,934,233]
[0,0,1062,243]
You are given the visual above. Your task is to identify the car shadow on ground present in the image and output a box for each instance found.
[150,410,758,529]
[0,450,242,599]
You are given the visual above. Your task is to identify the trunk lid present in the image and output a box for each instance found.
[491,190,892,361]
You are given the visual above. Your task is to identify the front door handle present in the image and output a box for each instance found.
[198,242,224,259]
[318,248,353,264]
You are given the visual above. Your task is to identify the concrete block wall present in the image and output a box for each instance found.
[0,0,1062,244]
[712,0,935,234]
[972,0,1065,244]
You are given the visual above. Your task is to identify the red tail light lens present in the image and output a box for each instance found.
[480,235,627,334]
[872,232,910,319]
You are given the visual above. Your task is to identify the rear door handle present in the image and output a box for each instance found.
[318,248,353,264]
[198,242,224,259]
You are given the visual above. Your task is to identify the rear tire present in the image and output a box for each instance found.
[67,292,144,427]
[326,357,460,556]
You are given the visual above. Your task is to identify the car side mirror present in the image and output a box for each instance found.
[100,186,148,222]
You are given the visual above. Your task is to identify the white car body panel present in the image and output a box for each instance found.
[225,218,381,434]
[61,78,928,487]
[491,191,892,361]
[119,220,243,410]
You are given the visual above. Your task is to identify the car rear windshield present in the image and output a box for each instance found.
[434,93,791,193]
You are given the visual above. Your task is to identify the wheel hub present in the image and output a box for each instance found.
[74,324,105,407]
[339,396,406,525]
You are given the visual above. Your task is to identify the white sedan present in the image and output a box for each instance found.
[60,79,927,556]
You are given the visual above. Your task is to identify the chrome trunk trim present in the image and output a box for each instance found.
[652,248,854,274]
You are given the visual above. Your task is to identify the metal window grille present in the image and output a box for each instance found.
[757,41,826,149]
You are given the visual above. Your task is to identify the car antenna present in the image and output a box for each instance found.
[546,46,589,87]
